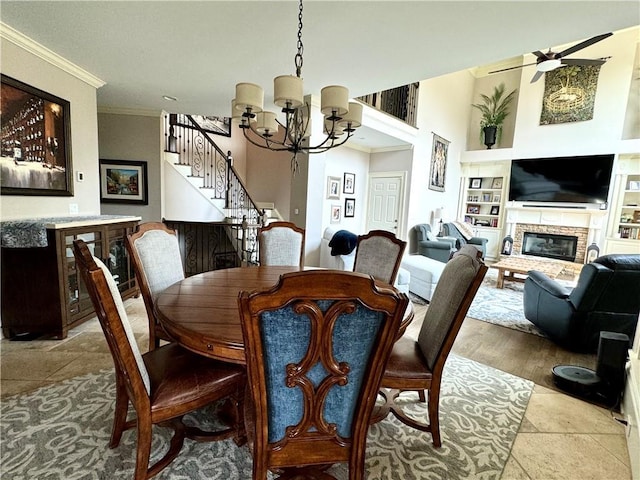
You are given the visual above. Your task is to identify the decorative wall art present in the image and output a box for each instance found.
[1,75,73,196]
[99,159,148,205]
[428,133,449,192]
[189,114,231,137]
[540,65,602,125]
[327,176,341,199]
[344,198,355,217]
[330,204,342,223]
[343,172,355,194]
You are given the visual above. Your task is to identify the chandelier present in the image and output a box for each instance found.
[232,0,362,173]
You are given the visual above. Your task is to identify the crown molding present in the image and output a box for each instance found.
[0,22,105,88]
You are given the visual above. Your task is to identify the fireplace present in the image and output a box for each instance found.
[522,232,578,262]
[504,205,606,264]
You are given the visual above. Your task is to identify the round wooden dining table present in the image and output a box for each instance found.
[155,266,414,365]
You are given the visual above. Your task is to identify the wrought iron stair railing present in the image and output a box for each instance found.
[357,83,419,127]
[164,113,265,267]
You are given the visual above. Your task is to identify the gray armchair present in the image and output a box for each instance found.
[523,254,640,352]
[410,224,456,263]
[440,223,488,259]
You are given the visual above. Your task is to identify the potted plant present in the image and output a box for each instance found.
[472,83,517,149]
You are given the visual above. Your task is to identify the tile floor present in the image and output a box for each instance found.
[0,296,632,480]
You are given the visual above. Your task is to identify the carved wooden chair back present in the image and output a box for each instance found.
[126,221,184,350]
[238,270,409,479]
[353,230,406,285]
[73,239,245,480]
[375,245,487,448]
[258,221,305,267]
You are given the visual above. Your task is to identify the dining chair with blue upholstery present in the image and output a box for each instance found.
[73,239,245,480]
[258,221,305,267]
[126,222,184,350]
[372,245,487,448]
[353,230,407,285]
[238,269,409,479]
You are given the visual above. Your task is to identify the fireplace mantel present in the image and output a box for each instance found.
[505,204,607,244]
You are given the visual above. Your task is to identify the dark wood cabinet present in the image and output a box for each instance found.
[1,216,140,339]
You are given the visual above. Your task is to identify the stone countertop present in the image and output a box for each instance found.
[1,215,141,248]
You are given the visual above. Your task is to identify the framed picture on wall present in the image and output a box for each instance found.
[330,204,342,223]
[327,176,341,199]
[1,74,73,196]
[344,198,355,217]
[428,133,449,192]
[99,159,149,204]
[343,172,355,194]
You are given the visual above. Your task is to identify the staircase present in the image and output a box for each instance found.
[163,113,265,270]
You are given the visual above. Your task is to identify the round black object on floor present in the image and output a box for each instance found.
[552,365,601,397]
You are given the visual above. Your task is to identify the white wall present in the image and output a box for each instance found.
[0,37,101,219]
[404,70,477,234]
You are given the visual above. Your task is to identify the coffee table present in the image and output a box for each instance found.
[492,256,565,289]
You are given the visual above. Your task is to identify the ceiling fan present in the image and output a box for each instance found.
[489,32,613,83]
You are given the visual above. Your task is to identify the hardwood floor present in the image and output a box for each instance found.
[453,317,597,392]
[410,303,597,393]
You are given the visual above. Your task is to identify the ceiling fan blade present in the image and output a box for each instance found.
[532,50,549,59]
[488,62,537,74]
[557,32,612,58]
[530,70,544,83]
[561,57,607,67]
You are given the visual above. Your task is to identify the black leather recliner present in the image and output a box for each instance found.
[523,254,640,352]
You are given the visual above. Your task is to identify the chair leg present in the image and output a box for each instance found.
[110,373,129,448]
[147,418,186,479]
[427,388,441,448]
[134,416,153,480]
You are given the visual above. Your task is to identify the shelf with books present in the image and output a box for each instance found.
[464,176,503,229]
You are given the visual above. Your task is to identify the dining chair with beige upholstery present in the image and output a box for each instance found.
[372,245,487,448]
[126,222,184,350]
[257,221,305,267]
[353,230,406,285]
[73,239,245,480]
[238,269,409,479]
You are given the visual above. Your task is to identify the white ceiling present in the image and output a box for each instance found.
[1,1,638,149]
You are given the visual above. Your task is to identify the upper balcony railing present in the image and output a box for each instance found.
[357,83,419,127]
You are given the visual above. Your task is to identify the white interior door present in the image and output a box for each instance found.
[366,173,405,234]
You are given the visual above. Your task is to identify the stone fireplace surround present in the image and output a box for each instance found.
[514,224,587,263]
[505,205,607,264]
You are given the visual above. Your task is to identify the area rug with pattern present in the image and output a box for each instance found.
[1,354,533,479]
[409,269,547,337]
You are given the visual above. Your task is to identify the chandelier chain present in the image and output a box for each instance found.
[295,0,304,77]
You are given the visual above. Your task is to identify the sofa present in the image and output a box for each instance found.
[523,253,640,352]
[409,224,456,263]
[319,226,410,294]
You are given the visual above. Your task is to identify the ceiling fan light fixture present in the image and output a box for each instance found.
[537,59,562,72]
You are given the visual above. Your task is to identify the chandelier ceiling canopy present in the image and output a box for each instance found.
[232,0,362,173]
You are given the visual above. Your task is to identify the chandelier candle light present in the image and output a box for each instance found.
[233,0,362,173]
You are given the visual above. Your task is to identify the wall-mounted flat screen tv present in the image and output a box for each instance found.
[508,154,614,204]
